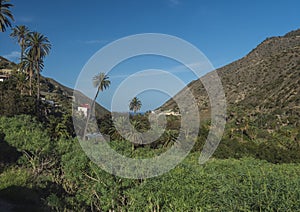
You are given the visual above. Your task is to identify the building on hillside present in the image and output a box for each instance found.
[153,109,181,116]
[0,69,12,82]
[78,104,90,117]
[0,74,10,82]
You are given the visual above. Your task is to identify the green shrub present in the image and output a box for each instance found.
[0,115,55,174]
[0,167,31,190]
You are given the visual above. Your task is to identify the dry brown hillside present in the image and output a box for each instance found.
[159,29,300,124]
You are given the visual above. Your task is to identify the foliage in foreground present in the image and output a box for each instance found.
[1,115,300,211]
[125,156,300,211]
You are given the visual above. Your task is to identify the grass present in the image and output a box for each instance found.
[124,154,300,211]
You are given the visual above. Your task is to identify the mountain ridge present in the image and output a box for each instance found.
[159,29,300,125]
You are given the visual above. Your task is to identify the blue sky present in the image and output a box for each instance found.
[1,0,300,111]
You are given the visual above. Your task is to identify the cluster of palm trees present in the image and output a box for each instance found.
[10,26,51,99]
[1,0,51,103]
[2,0,146,140]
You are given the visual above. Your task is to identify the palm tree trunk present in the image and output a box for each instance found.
[37,71,40,100]
[83,89,100,140]
[29,68,32,96]
[36,63,40,116]
[21,42,24,63]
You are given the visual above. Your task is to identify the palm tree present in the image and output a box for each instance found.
[129,97,142,114]
[83,73,110,140]
[20,52,43,96]
[126,119,143,150]
[13,70,28,95]
[110,116,128,141]
[10,25,30,62]
[162,129,177,148]
[26,32,51,101]
[0,0,14,32]
[20,53,33,95]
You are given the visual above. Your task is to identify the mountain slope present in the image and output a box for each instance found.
[0,56,16,69]
[40,77,109,117]
[0,58,109,117]
[159,29,300,124]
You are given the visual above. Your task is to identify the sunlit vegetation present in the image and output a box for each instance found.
[1,1,300,210]
[1,115,300,210]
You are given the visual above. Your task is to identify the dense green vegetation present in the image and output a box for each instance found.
[2,1,300,211]
[1,115,300,211]
[193,108,300,164]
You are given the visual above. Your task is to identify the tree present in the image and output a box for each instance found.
[129,97,142,114]
[26,32,51,101]
[20,52,39,96]
[109,116,128,141]
[0,0,14,32]
[10,25,30,62]
[83,73,110,140]
[12,69,28,95]
[162,129,177,148]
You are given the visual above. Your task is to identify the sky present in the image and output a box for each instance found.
[1,0,300,111]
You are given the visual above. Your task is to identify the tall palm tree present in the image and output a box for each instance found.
[129,97,142,114]
[26,32,51,101]
[83,73,110,140]
[20,52,43,96]
[0,0,14,32]
[10,25,30,62]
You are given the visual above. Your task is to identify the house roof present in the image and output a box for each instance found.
[80,104,90,109]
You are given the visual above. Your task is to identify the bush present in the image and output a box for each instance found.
[0,115,55,174]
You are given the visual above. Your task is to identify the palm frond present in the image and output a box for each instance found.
[0,0,14,32]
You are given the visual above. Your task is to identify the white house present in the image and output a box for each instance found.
[78,104,90,117]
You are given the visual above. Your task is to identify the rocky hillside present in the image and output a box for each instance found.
[160,29,300,124]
